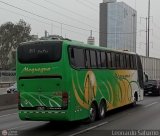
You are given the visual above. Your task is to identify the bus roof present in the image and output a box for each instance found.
[20,39,137,55]
[63,40,137,55]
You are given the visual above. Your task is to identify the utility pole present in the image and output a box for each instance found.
[147,0,150,57]
[146,17,148,57]
[132,13,136,53]
[140,17,148,57]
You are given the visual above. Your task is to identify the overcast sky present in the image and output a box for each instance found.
[0,0,160,58]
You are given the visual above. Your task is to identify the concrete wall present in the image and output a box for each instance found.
[0,94,17,106]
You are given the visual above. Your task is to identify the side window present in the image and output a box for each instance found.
[111,52,116,68]
[120,54,124,68]
[115,53,120,68]
[69,47,75,65]
[137,55,144,88]
[69,47,85,68]
[101,51,107,68]
[96,51,101,68]
[90,50,97,68]
[107,52,111,68]
[130,55,134,69]
[85,50,91,68]
[133,55,137,69]
[126,54,130,69]
[123,55,127,69]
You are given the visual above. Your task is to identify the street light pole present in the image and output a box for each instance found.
[147,0,150,57]
[132,13,136,52]
[146,17,148,57]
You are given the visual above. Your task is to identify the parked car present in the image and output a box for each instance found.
[144,80,160,96]
[6,83,17,94]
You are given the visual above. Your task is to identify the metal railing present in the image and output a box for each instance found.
[0,71,16,87]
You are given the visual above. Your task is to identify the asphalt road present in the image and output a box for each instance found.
[0,96,160,136]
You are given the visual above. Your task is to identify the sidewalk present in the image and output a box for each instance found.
[0,104,17,111]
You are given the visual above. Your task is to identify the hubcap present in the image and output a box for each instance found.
[100,106,105,117]
[90,106,95,121]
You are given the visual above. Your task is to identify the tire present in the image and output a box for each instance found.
[88,103,97,123]
[132,93,137,107]
[132,98,136,106]
[98,101,106,119]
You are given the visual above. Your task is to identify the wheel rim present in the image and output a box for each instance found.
[100,104,105,117]
[89,105,96,121]
[99,101,106,119]
[133,97,137,105]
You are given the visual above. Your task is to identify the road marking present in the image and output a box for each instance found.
[144,102,159,108]
[0,113,17,118]
[69,121,108,136]
[10,121,46,130]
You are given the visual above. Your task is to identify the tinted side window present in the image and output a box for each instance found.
[69,47,85,68]
[96,51,101,68]
[126,54,130,69]
[111,52,116,68]
[85,50,91,68]
[107,52,111,68]
[130,55,134,69]
[101,51,107,68]
[133,55,137,69]
[115,53,120,68]
[123,55,127,69]
[90,50,97,68]
[137,55,144,88]
[120,54,124,68]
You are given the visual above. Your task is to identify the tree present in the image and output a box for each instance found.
[0,19,32,69]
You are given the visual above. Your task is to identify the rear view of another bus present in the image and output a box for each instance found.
[16,40,70,121]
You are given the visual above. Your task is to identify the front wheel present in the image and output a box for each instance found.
[132,94,137,107]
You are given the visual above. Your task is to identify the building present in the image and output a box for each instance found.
[87,36,95,45]
[87,31,95,45]
[40,34,64,40]
[100,0,137,52]
[31,35,39,41]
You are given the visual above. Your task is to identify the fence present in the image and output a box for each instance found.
[0,71,16,87]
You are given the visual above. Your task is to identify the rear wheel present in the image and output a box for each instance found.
[98,101,106,119]
[88,103,97,123]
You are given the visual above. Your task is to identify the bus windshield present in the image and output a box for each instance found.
[18,41,62,63]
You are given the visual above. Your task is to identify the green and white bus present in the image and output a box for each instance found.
[17,39,144,122]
